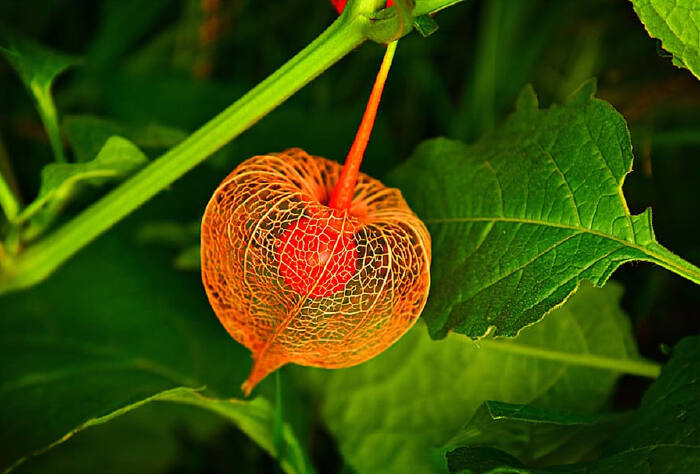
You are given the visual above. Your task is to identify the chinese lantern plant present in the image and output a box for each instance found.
[201,40,431,394]
[3,1,700,474]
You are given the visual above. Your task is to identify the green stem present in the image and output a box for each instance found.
[0,0,465,293]
[15,169,123,226]
[0,7,367,293]
[645,242,700,287]
[0,241,7,268]
[414,0,466,16]
[427,216,700,287]
[0,133,20,221]
[0,170,20,223]
[476,339,662,379]
[32,83,67,163]
[273,371,285,472]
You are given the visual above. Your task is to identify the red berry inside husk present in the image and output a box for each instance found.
[278,217,358,298]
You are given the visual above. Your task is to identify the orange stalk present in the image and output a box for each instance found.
[329,40,398,210]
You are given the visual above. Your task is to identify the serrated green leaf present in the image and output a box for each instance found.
[296,283,651,474]
[388,80,700,339]
[444,401,628,468]
[17,136,147,240]
[446,335,700,473]
[631,0,700,80]
[0,233,314,474]
[63,115,186,163]
[0,28,78,162]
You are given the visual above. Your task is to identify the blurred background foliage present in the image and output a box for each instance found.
[0,0,698,472]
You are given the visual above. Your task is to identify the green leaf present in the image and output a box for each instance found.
[0,28,78,162]
[35,137,147,201]
[0,231,314,474]
[17,136,148,240]
[444,401,628,468]
[296,283,653,474]
[414,14,440,37]
[161,391,316,474]
[63,115,187,163]
[388,81,700,339]
[590,334,700,472]
[631,0,700,80]
[13,402,229,474]
[445,334,700,473]
[414,0,466,16]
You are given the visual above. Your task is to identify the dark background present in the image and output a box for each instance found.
[1,0,698,471]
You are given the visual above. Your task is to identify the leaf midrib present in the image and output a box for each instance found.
[476,338,660,379]
[425,215,700,283]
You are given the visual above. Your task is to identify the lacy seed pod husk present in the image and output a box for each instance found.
[201,148,431,394]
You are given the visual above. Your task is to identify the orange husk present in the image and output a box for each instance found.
[201,149,431,395]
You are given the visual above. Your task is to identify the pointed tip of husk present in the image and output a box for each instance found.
[240,352,287,397]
